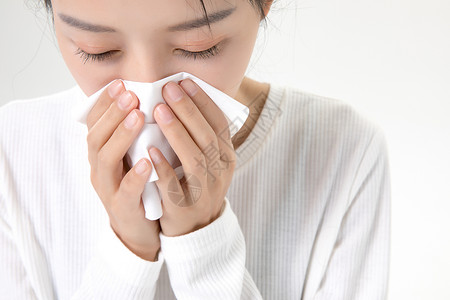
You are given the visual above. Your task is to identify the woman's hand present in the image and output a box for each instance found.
[86,80,161,261]
[149,79,236,237]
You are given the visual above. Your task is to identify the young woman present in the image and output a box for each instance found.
[0,0,391,299]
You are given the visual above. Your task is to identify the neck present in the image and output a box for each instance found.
[231,76,270,151]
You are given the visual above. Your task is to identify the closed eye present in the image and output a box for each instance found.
[74,43,222,64]
[178,44,221,60]
[74,48,116,64]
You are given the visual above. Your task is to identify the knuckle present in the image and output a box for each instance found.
[86,131,92,144]
[118,184,132,201]
[184,102,196,118]
[89,171,104,199]
[195,95,209,110]
[89,170,97,186]
[105,104,123,125]
[121,169,138,192]
[191,153,207,171]
[222,121,232,140]
[224,148,236,160]
[101,89,116,105]
[87,154,93,166]
[224,152,236,168]
[97,149,114,167]
[116,188,135,209]
[121,171,133,187]
[87,153,96,168]
[229,157,237,168]
[86,131,99,149]
[86,114,96,130]
[108,195,122,216]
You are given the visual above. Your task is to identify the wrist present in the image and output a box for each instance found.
[125,243,160,261]
[135,248,160,262]
[110,223,161,262]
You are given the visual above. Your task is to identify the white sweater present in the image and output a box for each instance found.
[0,82,391,300]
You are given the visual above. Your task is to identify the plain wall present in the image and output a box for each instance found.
[1,0,449,299]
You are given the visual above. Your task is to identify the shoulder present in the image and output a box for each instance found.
[0,86,80,121]
[280,85,386,148]
[0,85,82,135]
[0,85,85,156]
[272,84,389,175]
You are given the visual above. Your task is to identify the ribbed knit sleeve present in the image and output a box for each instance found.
[0,83,392,299]
[0,207,164,300]
[0,191,38,299]
[159,196,263,299]
[71,222,164,299]
[0,98,164,300]
[301,128,391,300]
[0,199,162,300]
[0,177,164,300]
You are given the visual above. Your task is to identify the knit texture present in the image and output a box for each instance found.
[0,81,391,299]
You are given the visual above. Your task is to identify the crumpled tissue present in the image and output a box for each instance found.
[72,72,249,220]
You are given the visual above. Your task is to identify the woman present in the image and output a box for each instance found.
[0,0,391,299]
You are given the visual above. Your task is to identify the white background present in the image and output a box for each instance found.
[1,0,449,299]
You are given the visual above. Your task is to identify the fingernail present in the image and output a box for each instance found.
[118,91,132,110]
[108,79,124,98]
[124,110,138,128]
[149,147,161,164]
[135,159,148,175]
[156,104,174,123]
[180,79,198,97]
[165,82,183,102]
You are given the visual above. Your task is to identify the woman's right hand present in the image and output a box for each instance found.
[85,79,161,261]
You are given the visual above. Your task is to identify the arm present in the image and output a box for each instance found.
[302,129,391,300]
[0,197,39,299]
[0,191,164,300]
[71,221,164,299]
[0,98,164,299]
[159,196,263,300]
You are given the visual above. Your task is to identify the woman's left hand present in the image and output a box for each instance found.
[149,78,236,237]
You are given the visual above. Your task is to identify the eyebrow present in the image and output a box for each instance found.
[168,6,236,32]
[57,7,236,33]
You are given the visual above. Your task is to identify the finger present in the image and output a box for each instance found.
[87,90,138,165]
[178,79,236,182]
[86,79,124,130]
[114,157,152,216]
[178,79,236,164]
[162,81,218,160]
[153,102,209,180]
[149,146,201,210]
[97,109,145,195]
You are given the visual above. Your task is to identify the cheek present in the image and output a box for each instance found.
[195,34,257,100]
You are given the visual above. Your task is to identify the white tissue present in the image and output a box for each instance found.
[72,72,249,220]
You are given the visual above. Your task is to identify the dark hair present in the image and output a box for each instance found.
[40,0,272,32]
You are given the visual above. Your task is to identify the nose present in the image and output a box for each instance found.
[119,46,173,83]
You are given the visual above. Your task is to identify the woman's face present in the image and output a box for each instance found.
[52,0,268,100]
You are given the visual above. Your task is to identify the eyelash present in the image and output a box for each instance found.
[74,44,221,64]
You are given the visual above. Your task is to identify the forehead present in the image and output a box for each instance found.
[52,0,239,33]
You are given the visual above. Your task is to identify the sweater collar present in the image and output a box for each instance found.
[233,82,285,170]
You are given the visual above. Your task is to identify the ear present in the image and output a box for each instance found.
[263,0,274,18]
